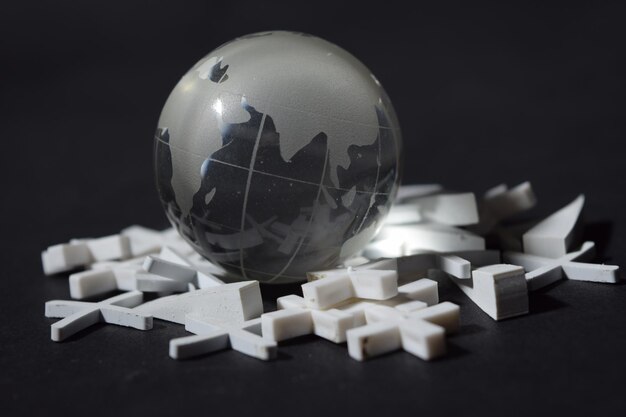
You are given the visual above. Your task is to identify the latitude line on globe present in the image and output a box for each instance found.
[265,143,331,283]
[238,113,267,280]
[156,136,392,197]
[164,85,398,129]
[354,134,383,235]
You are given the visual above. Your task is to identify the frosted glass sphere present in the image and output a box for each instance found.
[155,31,402,283]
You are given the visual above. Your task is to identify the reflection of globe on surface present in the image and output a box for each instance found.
[154,31,402,284]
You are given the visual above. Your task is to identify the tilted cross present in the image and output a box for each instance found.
[503,241,620,291]
[169,314,276,361]
[45,291,152,341]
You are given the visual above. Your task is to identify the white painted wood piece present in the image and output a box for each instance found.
[341,256,371,267]
[68,247,224,299]
[395,184,443,203]
[357,251,500,283]
[437,255,471,280]
[270,279,439,344]
[473,182,537,235]
[142,255,197,283]
[156,246,224,287]
[348,269,398,300]
[386,193,479,226]
[134,281,263,326]
[41,243,93,275]
[406,302,460,333]
[134,271,190,292]
[276,294,306,310]
[42,225,201,276]
[158,246,193,266]
[346,302,459,361]
[266,297,404,345]
[368,224,485,258]
[450,264,529,320]
[121,225,197,257]
[121,225,164,257]
[69,269,118,299]
[261,309,314,342]
[302,268,399,309]
[264,301,346,343]
[397,279,439,306]
[301,274,354,309]
[441,250,501,268]
[309,309,357,343]
[85,234,132,262]
[523,195,585,258]
[169,315,276,360]
[45,291,152,341]
[504,241,620,290]
[187,252,228,277]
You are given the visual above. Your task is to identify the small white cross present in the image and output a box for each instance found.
[45,291,152,342]
[169,315,277,361]
[69,246,223,299]
[262,279,440,345]
[346,302,460,361]
[503,241,620,290]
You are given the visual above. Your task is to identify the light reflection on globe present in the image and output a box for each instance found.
[154,31,402,283]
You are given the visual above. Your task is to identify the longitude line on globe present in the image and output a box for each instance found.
[265,142,331,283]
[353,133,382,234]
[238,113,268,280]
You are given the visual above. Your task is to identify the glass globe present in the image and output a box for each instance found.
[154,31,402,283]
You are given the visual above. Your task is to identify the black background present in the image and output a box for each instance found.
[2,1,626,416]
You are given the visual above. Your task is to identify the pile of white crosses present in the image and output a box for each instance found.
[42,182,621,362]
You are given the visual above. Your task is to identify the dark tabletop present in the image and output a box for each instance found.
[2,1,625,416]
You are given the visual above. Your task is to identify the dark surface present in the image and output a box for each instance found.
[2,1,625,416]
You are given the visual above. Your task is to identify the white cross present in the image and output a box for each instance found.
[69,246,224,299]
[169,315,276,361]
[503,241,620,291]
[42,226,194,276]
[262,279,440,345]
[346,302,460,361]
[45,291,152,342]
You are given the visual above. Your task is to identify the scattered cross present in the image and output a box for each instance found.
[345,302,460,361]
[262,280,442,347]
[503,241,620,290]
[69,246,223,299]
[45,291,152,342]
[169,315,276,360]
